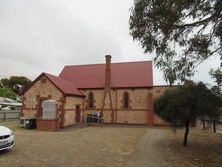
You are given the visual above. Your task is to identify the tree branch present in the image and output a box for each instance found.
[174,13,221,28]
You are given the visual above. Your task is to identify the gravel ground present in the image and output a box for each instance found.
[122,128,186,167]
[0,124,146,167]
[0,121,221,167]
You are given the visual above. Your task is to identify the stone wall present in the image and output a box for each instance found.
[64,96,84,126]
[152,86,172,99]
[82,86,174,125]
[22,75,85,128]
[83,88,152,124]
[22,76,64,123]
[83,89,151,109]
[116,110,148,124]
[22,75,173,126]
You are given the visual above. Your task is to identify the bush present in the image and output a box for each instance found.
[0,88,17,100]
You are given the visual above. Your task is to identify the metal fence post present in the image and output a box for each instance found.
[3,112,6,121]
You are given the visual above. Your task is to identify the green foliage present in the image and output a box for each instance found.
[196,83,222,119]
[154,82,222,145]
[161,57,177,86]
[0,76,31,93]
[154,82,221,124]
[0,88,17,100]
[211,85,220,96]
[130,0,222,81]
[209,68,222,96]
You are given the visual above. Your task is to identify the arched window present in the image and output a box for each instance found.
[88,92,94,108]
[123,92,129,109]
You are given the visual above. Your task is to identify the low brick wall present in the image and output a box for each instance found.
[36,119,60,131]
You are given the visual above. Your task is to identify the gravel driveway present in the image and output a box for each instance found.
[122,128,187,167]
[0,124,210,167]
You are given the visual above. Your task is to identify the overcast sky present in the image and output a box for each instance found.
[0,0,220,86]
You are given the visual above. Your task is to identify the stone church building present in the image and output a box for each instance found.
[21,55,169,129]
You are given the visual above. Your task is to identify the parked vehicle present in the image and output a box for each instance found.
[0,126,14,151]
[1,106,12,111]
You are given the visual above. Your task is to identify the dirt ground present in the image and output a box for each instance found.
[0,121,221,167]
[168,128,222,167]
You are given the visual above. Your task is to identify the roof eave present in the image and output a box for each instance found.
[64,93,85,97]
[79,86,153,90]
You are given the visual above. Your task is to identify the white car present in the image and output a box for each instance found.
[0,126,14,151]
[1,106,12,111]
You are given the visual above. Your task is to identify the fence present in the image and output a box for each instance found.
[0,110,20,121]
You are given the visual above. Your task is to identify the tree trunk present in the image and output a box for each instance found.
[173,127,177,133]
[171,122,177,133]
[213,120,216,133]
[202,117,206,130]
[183,122,189,146]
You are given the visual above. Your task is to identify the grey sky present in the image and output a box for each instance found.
[0,0,220,86]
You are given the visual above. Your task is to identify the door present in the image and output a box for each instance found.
[75,105,81,123]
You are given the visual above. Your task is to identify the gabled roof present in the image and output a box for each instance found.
[44,73,84,96]
[21,73,84,97]
[59,61,153,89]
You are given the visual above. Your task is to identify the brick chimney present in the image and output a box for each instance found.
[105,55,111,88]
[101,55,114,123]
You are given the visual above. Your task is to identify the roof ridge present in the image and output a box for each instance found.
[63,60,152,68]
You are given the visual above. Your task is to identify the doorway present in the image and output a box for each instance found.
[75,105,81,123]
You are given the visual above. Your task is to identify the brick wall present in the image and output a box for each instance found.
[36,119,60,131]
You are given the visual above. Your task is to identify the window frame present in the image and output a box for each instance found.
[123,92,129,109]
[88,92,94,109]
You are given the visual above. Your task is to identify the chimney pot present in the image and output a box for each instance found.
[105,55,111,61]
[105,55,111,88]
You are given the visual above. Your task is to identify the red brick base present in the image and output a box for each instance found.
[36,119,60,131]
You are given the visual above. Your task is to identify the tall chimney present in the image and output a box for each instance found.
[105,55,111,88]
[101,55,114,123]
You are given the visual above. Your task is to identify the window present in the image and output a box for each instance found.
[123,92,129,109]
[88,92,94,108]
[41,78,47,84]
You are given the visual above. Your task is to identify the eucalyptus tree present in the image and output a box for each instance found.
[154,82,222,146]
[209,68,222,96]
[130,0,222,81]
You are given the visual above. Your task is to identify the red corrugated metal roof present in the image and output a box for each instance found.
[59,61,153,89]
[44,73,84,96]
